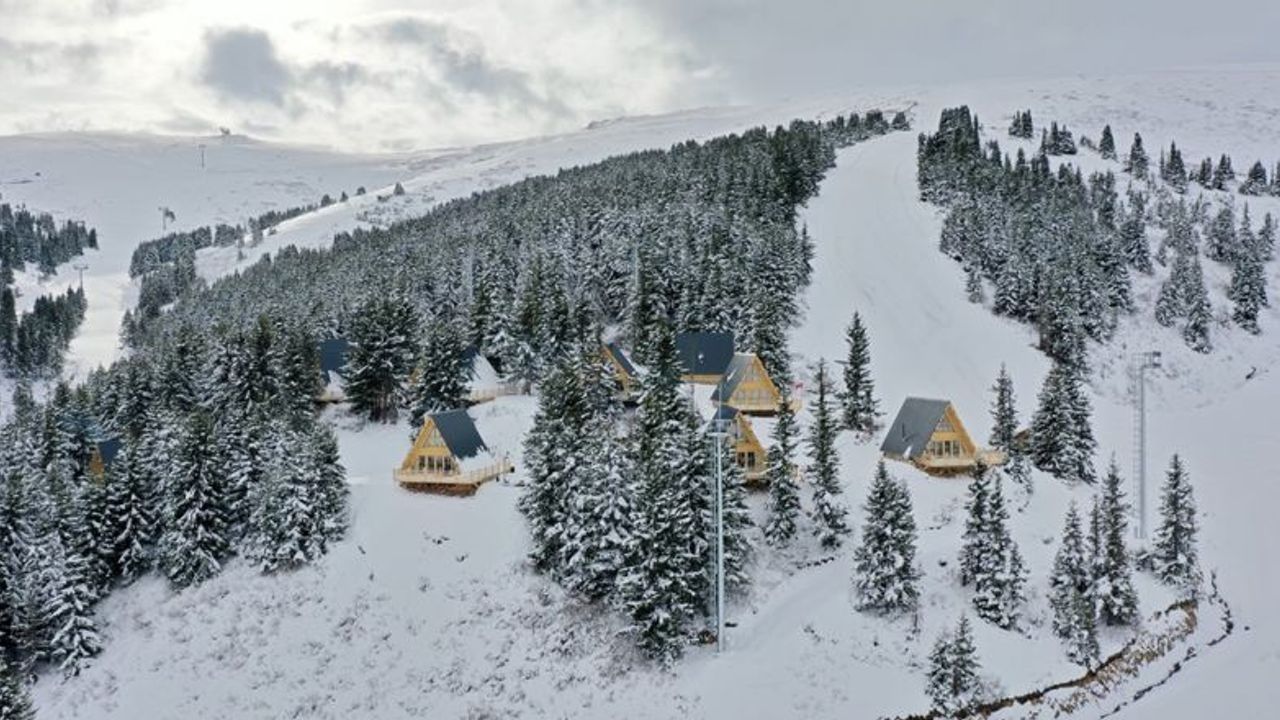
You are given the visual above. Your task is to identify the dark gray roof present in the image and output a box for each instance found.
[675,332,735,376]
[710,353,754,402]
[880,397,950,459]
[319,337,350,376]
[605,342,637,376]
[98,437,123,467]
[708,404,739,433]
[430,409,489,461]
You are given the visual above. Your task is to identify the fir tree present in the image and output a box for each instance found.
[46,545,101,676]
[1095,461,1139,626]
[0,661,35,720]
[925,616,983,716]
[104,443,156,582]
[960,467,1026,628]
[1240,160,1269,195]
[1119,191,1152,273]
[1181,256,1213,353]
[563,425,633,601]
[309,421,349,546]
[1049,503,1099,668]
[244,426,325,573]
[807,360,850,549]
[1126,133,1149,179]
[345,296,416,423]
[764,393,802,546]
[1098,125,1116,159]
[1152,455,1199,591]
[852,462,920,614]
[988,364,1018,452]
[1030,362,1096,484]
[838,312,879,434]
[406,316,471,431]
[159,413,230,588]
[1212,154,1235,189]
[1229,247,1267,334]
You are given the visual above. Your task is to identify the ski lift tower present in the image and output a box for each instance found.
[1133,350,1162,540]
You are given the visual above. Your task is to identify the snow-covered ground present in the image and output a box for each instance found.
[12,64,1280,718]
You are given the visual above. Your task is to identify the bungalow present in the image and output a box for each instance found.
[395,409,513,495]
[601,341,641,400]
[710,352,783,415]
[880,397,1005,476]
[317,337,350,403]
[710,405,767,484]
[675,331,735,384]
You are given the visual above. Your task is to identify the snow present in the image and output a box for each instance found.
[15,64,1280,718]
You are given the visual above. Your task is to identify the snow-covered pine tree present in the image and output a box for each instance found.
[1095,460,1139,626]
[958,464,1026,628]
[1207,204,1238,263]
[852,461,920,614]
[1212,154,1235,190]
[925,616,983,716]
[1030,362,1096,484]
[0,660,35,720]
[765,392,802,546]
[1049,503,1100,667]
[159,413,231,588]
[1119,191,1152,273]
[1181,255,1213,353]
[1229,244,1267,334]
[308,421,349,546]
[988,364,1018,452]
[807,360,850,549]
[519,353,581,574]
[1099,125,1116,159]
[617,319,702,661]
[406,314,470,432]
[45,542,101,676]
[838,312,879,434]
[1240,160,1269,195]
[104,442,156,582]
[1259,212,1276,261]
[1125,133,1149,179]
[244,424,327,573]
[1152,454,1200,591]
[345,295,417,423]
[708,428,754,596]
[562,423,633,601]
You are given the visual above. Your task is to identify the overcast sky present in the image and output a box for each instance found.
[2,0,1277,152]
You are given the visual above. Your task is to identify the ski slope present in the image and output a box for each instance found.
[14,64,1280,718]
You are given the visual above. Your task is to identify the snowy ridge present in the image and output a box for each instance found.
[12,64,1280,718]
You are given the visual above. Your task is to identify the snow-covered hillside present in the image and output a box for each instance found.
[13,64,1280,718]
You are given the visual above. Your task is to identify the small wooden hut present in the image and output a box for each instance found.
[395,409,512,494]
[880,397,1004,476]
[710,352,783,415]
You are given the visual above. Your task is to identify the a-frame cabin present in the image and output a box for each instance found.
[395,409,512,495]
[600,341,641,400]
[710,405,768,484]
[710,352,783,415]
[880,397,1004,476]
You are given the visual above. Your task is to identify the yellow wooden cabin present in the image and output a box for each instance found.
[880,397,1005,476]
[395,409,512,495]
[711,352,784,415]
[711,406,768,484]
[601,342,640,399]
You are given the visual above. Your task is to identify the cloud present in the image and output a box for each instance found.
[200,27,291,106]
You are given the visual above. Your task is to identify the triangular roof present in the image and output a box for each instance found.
[604,342,637,376]
[98,437,124,468]
[429,409,489,461]
[880,397,951,459]
[710,353,766,402]
[675,331,735,376]
[319,337,350,375]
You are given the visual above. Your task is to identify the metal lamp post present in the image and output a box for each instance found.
[1133,350,1161,540]
[713,376,726,654]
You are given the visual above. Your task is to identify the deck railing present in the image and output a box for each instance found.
[394,456,514,487]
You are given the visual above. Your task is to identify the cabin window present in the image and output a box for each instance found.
[417,456,426,471]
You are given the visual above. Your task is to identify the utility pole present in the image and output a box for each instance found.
[1133,350,1161,540]
[73,262,88,289]
[198,143,207,169]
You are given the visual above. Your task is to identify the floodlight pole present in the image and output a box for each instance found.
[1133,350,1161,540]
[714,376,725,654]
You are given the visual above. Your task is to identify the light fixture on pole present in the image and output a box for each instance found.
[1133,350,1161,540]
[713,376,726,654]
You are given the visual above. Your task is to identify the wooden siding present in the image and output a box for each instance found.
[725,354,783,415]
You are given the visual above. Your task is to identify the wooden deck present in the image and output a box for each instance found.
[467,382,524,404]
[394,458,514,495]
